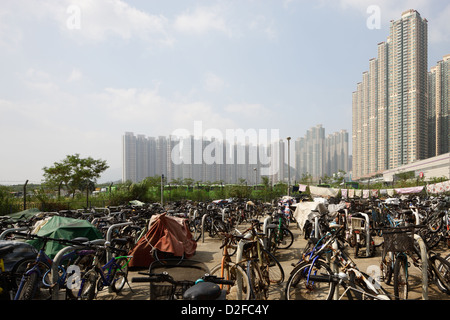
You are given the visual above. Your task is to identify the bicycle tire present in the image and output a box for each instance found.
[432,255,450,294]
[259,248,284,284]
[77,268,98,300]
[393,255,409,300]
[10,258,35,290]
[152,249,185,265]
[380,248,394,285]
[285,259,334,300]
[111,257,129,293]
[346,270,388,300]
[17,271,38,300]
[209,262,250,300]
[427,214,443,233]
[246,260,268,300]
[355,232,375,258]
[276,227,294,250]
[211,219,228,237]
[190,217,203,242]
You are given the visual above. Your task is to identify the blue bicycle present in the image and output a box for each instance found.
[12,232,94,300]
[69,239,132,300]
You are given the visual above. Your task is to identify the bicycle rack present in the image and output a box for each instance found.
[50,239,106,300]
[201,213,208,243]
[414,234,428,300]
[105,222,134,259]
[345,212,371,257]
[359,212,371,258]
[263,215,272,235]
[0,227,29,239]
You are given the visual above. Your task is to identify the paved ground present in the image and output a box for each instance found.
[96,223,450,301]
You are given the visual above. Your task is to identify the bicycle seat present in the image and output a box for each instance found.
[72,237,90,244]
[183,281,223,300]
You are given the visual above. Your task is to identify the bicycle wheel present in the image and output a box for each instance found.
[393,255,409,300]
[380,247,393,285]
[355,232,375,258]
[246,260,268,300]
[345,270,388,300]
[432,255,450,294]
[190,217,203,242]
[211,219,228,237]
[16,271,38,300]
[77,268,98,300]
[153,249,185,265]
[10,258,35,291]
[276,227,294,250]
[209,262,250,300]
[259,248,284,284]
[111,257,129,293]
[285,259,334,300]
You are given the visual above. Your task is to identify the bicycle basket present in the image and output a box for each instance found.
[148,259,209,300]
[382,227,415,252]
[350,217,366,231]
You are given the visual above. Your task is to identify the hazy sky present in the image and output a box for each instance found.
[1,0,449,184]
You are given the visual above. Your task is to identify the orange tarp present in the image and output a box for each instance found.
[128,213,197,268]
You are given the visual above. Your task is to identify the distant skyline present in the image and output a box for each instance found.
[1,1,449,184]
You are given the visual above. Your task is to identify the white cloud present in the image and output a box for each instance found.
[428,5,450,44]
[319,0,450,43]
[94,86,237,135]
[225,103,271,118]
[174,5,232,37]
[0,10,23,51]
[204,72,227,92]
[66,0,171,43]
[0,0,173,46]
[249,15,277,40]
[68,68,83,82]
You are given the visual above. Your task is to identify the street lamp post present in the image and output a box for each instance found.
[287,137,291,196]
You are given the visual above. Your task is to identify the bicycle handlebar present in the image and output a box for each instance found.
[131,272,234,286]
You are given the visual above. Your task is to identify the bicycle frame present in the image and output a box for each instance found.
[97,255,131,287]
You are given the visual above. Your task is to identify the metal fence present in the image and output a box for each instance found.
[0,199,112,216]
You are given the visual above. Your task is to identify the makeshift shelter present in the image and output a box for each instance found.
[6,208,41,222]
[128,213,197,268]
[292,201,328,231]
[27,216,103,259]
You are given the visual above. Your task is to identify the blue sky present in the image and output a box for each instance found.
[1,0,449,184]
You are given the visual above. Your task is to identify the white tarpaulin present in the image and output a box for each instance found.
[394,186,424,194]
[293,202,328,231]
[308,186,340,198]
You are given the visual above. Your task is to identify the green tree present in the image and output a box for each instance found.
[43,154,109,198]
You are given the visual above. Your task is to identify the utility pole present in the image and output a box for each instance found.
[287,137,291,196]
[23,180,29,210]
[161,174,164,205]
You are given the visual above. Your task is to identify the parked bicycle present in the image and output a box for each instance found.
[285,225,391,300]
[11,232,93,300]
[68,239,132,300]
[208,232,251,300]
